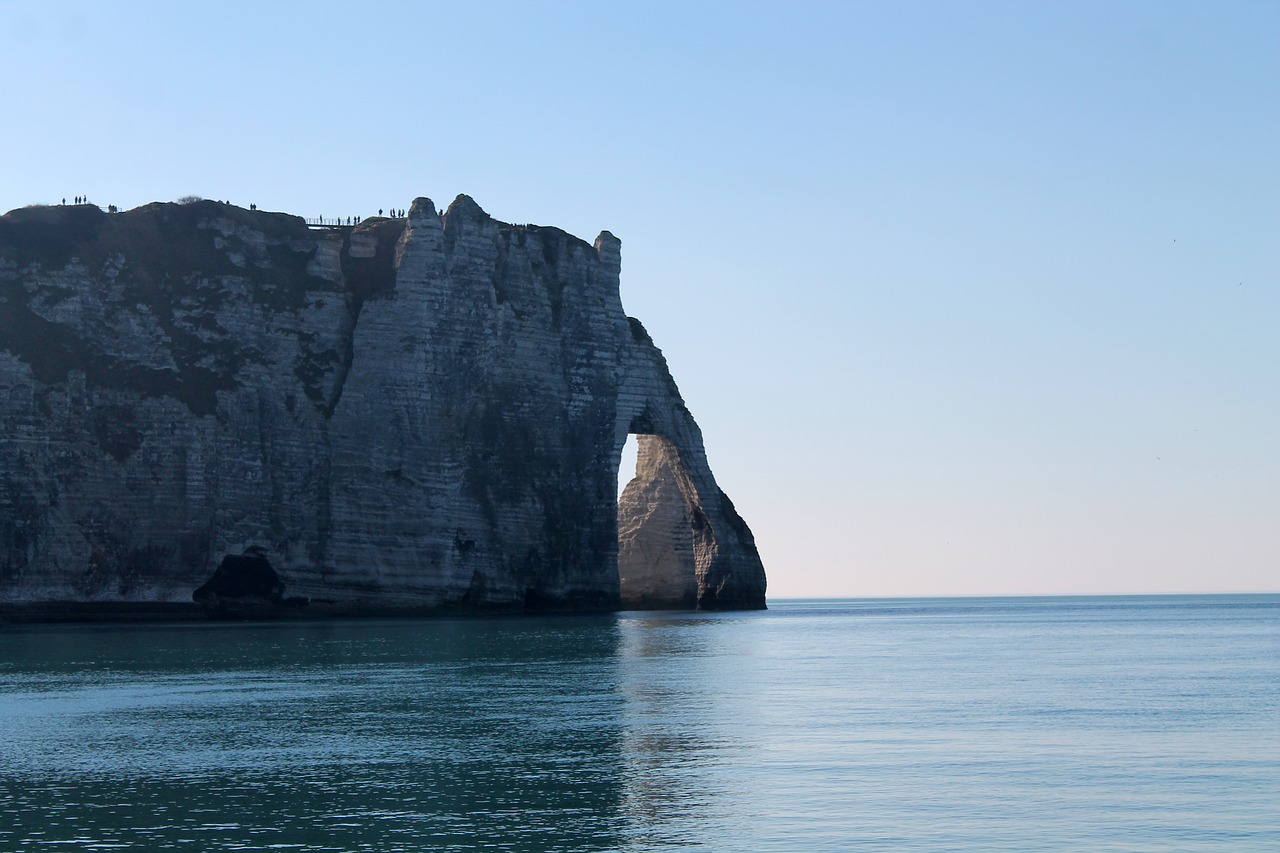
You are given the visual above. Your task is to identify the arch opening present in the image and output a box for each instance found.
[617,433,639,499]
[616,433,700,610]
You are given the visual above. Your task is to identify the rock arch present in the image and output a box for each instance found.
[0,195,765,619]
[614,319,766,610]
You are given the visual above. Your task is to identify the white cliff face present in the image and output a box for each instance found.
[0,196,765,619]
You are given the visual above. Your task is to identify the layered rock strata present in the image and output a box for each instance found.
[0,197,765,619]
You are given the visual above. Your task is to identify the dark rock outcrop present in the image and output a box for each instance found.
[0,197,766,620]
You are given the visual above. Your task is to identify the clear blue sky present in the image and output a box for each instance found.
[3,0,1276,596]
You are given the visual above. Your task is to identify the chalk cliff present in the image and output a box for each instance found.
[0,197,765,619]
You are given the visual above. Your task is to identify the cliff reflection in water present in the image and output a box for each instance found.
[615,613,757,847]
[1,615,662,851]
[6,598,1278,851]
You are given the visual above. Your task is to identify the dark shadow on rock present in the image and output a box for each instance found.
[192,549,308,619]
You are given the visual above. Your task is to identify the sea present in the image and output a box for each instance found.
[1,595,1276,851]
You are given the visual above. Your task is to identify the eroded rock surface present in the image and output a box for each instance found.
[0,197,765,620]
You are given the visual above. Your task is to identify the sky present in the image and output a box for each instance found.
[1,0,1276,597]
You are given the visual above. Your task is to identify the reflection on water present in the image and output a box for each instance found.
[616,614,748,849]
[2,597,1278,851]
[1,617,632,851]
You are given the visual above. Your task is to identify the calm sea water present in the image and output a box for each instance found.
[1,595,1276,851]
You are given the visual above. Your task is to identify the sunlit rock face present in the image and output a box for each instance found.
[0,196,765,620]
